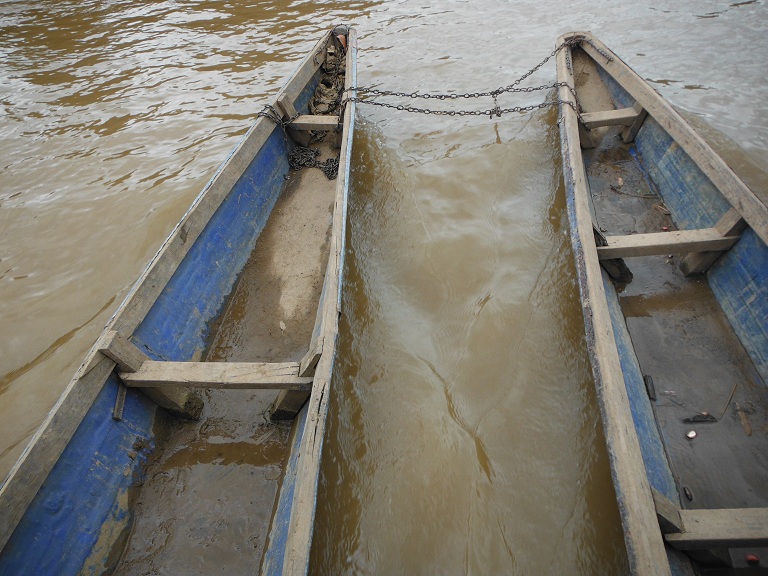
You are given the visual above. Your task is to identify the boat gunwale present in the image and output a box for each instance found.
[0,29,335,558]
[558,31,768,576]
[557,31,678,576]
[281,26,358,575]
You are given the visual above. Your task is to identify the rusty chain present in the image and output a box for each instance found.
[342,36,586,121]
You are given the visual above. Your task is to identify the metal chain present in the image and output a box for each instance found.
[260,36,589,166]
[288,146,339,179]
[344,37,586,122]
[343,95,583,121]
[583,38,614,63]
[347,37,583,102]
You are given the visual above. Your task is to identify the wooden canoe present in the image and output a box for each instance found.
[0,26,356,575]
[557,32,768,575]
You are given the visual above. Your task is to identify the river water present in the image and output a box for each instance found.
[1,0,766,574]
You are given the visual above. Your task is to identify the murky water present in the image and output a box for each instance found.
[1,0,766,573]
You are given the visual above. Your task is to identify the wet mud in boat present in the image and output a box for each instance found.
[0,26,356,576]
[114,148,338,574]
[558,32,768,575]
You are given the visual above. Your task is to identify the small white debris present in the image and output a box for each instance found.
[279,320,286,331]
[686,430,697,439]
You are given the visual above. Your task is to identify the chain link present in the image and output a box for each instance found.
[583,38,614,63]
[343,94,582,121]
[344,37,586,122]
[259,36,589,164]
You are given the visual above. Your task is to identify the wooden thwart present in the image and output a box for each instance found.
[289,115,340,131]
[681,208,747,275]
[597,228,739,259]
[665,508,768,550]
[120,361,313,390]
[578,35,768,245]
[581,107,642,129]
[98,330,203,419]
[651,488,682,535]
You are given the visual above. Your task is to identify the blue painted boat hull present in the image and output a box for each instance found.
[0,27,355,576]
[558,32,768,575]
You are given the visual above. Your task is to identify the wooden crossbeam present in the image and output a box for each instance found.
[596,228,739,259]
[120,360,313,390]
[621,103,648,143]
[289,115,340,131]
[271,337,323,421]
[276,95,310,146]
[98,330,203,419]
[581,107,642,129]
[665,508,768,550]
[681,208,747,276]
[98,330,147,373]
[651,488,682,534]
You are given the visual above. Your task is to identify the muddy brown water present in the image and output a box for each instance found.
[1,1,767,574]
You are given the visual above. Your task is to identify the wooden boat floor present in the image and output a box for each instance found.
[583,132,768,513]
[113,142,337,575]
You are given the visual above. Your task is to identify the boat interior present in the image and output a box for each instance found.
[570,45,768,572]
[111,36,347,574]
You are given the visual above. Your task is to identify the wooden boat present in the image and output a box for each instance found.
[0,25,356,575]
[557,32,768,575]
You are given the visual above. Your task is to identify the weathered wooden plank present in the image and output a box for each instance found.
[621,103,648,143]
[299,336,324,377]
[582,107,641,129]
[681,208,747,275]
[270,337,324,420]
[651,487,682,534]
[99,330,203,418]
[597,229,739,259]
[665,508,768,550]
[120,361,313,390]
[289,115,340,131]
[557,33,673,576]
[282,28,357,576]
[0,355,115,551]
[98,330,147,372]
[112,383,128,421]
[276,95,310,146]
[578,33,768,246]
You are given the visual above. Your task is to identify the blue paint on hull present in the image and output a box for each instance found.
[599,65,768,388]
[0,377,156,575]
[262,402,309,576]
[132,126,290,362]
[0,64,327,575]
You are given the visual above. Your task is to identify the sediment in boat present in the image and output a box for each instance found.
[112,145,337,574]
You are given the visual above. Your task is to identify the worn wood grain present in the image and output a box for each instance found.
[120,361,312,390]
[99,330,203,418]
[621,103,648,143]
[98,330,147,372]
[582,107,641,129]
[288,115,340,131]
[681,208,747,275]
[579,33,768,246]
[666,508,768,550]
[558,32,673,576]
[282,28,357,576]
[597,229,739,259]
[651,487,683,534]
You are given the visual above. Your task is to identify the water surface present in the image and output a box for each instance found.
[1,0,765,573]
